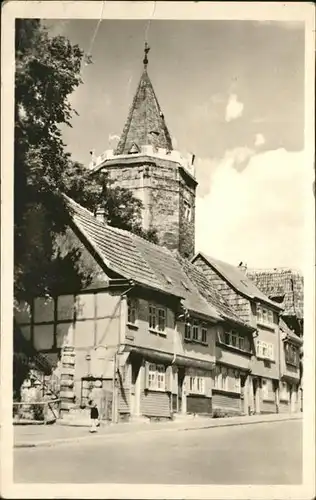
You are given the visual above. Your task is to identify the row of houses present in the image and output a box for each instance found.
[13,45,304,423]
[14,197,303,422]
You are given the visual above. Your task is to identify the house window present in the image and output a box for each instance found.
[214,365,221,389]
[189,375,205,395]
[158,309,166,332]
[262,342,268,358]
[222,330,251,353]
[257,305,274,326]
[127,298,137,324]
[147,363,166,391]
[148,363,157,389]
[201,324,207,344]
[238,336,245,350]
[221,366,228,391]
[157,365,165,389]
[192,320,199,340]
[214,366,241,393]
[184,322,191,340]
[256,340,274,361]
[149,305,156,330]
[257,305,263,323]
[234,371,241,393]
[231,331,238,347]
[149,304,166,332]
[224,331,231,345]
[285,343,298,366]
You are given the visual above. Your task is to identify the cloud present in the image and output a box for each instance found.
[108,134,120,146]
[195,148,305,269]
[225,94,244,122]
[255,133,266,147]
[196,147,255,197]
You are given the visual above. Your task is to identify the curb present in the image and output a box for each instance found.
[14,414,302,449]
[183,414,302,432]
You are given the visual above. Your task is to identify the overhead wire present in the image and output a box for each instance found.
[144,0,157,43]
[82,0,107,76]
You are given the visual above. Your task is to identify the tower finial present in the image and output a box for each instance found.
[143,42,150,68]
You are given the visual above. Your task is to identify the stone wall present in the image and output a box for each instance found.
[103,157,196,258]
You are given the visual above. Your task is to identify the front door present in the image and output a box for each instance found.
[240,373,248,415]
[253,378,260,414]
[177,368,185,413]
[130,357,142,416]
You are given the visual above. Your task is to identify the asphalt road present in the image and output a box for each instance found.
[14,420,302,484]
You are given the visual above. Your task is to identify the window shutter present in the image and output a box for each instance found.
[165,366,172,392]
[144,362,150,390]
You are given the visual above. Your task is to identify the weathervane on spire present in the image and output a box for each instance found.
[143,42,150,68]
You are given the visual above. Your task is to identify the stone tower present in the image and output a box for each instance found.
[90,44,197,259]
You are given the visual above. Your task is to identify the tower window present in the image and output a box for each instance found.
[184,201,192,222]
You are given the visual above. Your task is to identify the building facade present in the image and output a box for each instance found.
[15,198,254,422]
[191,252,298,415]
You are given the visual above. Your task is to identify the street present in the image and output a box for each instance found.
[14,420,302,484]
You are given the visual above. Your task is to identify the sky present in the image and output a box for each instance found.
[44,18,305,270]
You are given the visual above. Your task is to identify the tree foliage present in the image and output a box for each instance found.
[14,20,157,302]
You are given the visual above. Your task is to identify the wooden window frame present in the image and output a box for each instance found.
[127,297,137,325]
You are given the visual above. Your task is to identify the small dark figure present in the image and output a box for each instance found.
[89,401,99,433]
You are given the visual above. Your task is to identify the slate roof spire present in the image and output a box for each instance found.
[114,44,173,155]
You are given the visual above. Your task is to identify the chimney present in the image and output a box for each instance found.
[95,206,107,223]
[238,261,247,272]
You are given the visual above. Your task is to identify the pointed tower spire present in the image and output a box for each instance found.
[114,45,173,155]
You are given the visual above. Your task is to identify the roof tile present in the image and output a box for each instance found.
[65,196,248,327]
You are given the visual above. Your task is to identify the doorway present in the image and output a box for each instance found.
[177,368,185,413]
[252,378,260,414]
[130,356,142,416]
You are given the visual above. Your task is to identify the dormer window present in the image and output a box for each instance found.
[128,142,140,154]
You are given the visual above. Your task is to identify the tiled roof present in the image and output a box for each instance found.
[115,69,173,155]
[177,255,252,329]
[65,196,247,326]
[193,252,281,309]
[247,269,304,319]
[279,318,303,345]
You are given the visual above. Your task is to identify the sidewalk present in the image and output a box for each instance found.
[14,412,302,449]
